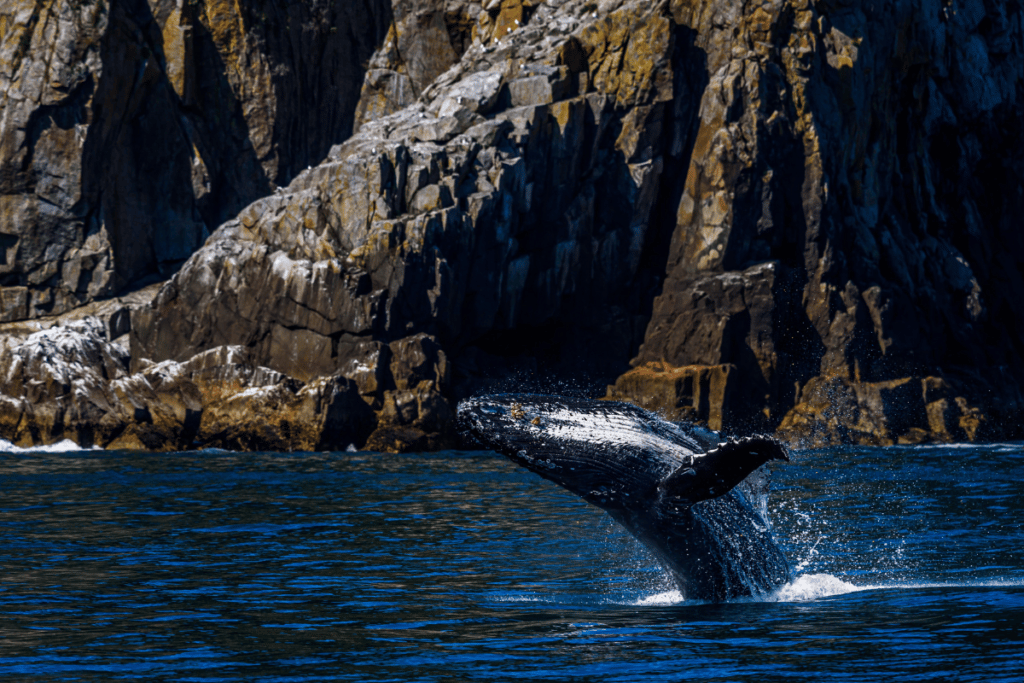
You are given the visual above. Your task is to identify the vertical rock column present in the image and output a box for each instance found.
[0,0,391,322]
[618,0,1024,444]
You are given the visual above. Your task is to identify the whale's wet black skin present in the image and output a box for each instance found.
[457,394,791,602]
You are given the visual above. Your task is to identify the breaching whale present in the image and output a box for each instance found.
[456,394,791,602]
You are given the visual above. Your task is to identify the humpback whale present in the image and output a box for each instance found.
[456,394,791,602]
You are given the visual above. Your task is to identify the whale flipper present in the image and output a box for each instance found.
[660,435,789,504]
[457,393,791,601]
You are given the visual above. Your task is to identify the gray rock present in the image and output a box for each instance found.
[129,1,684,453]
[0,320,375,451]
[0,0,392,320]
[9,0,1024,449]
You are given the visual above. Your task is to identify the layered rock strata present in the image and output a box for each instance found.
[0,0,390,321]
[4,0,1024,450]
[130,0,701,449]
[624,0,1024,445]
[0,318,375,451]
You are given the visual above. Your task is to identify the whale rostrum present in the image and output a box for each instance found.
[456,394,792,602]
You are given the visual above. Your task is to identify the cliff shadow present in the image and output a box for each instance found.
[81,0,394,294]
[457,22,710,397]
[79,0,271,292]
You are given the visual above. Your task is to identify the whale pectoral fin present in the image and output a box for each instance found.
[659,436,789,503]
[658,466,698,504]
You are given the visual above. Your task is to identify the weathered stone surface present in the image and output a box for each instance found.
[353,0,471,130]
[198,374,375,452]
[605,361,736,431]
[0,319,375,450]
[8,0,1024,450]
[775,375,993,448]
[130,0,700,449]
[624,0,1024,443]
[634,262,781,429]
[0,318,198,449]
[0,0,391,320]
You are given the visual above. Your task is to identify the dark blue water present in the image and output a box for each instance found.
[1,442,1022,681]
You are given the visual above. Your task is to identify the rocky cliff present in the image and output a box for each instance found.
[1,0,390,319]
[3,0,1024,451]
[620,0,1024,445]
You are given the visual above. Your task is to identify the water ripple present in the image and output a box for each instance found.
[0,446,1021,681]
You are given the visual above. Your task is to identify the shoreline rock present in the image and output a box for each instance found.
[0,319,379,451]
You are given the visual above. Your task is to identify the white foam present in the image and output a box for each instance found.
[855,578,1024,591]
[627,574,862,606]
[0,438,97,453]
[491,594,545,603]
[634,589,684,606]
[762,573,863,602]
[894,441,1024,452]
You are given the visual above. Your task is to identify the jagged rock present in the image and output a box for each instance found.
[0,319,376,450]
[9,0,1024,449]
[197,374,375,452]
[130,0,695,449]
[104,361,204,451]
[0,0,391,320]
[634,262,781,429]
[132,0,1024,447]
[775,375,993,448]
[627,0,1024,442]
[0,318,200,449]
[352,1,506,130]
[605,361,737,431]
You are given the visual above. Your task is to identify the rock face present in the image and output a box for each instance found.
[5,0,1024,450]
[626,0,1024,445]
[0,319,374,450]
[130,0,704,449]
[0,0,391,321]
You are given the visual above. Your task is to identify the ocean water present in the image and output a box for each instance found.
[0,441,1022,681]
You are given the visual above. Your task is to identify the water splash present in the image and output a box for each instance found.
[736,463,775,529]
[634,589,685,606]
[0,438,97,453]
[772,497,832,575]
[627,573,861,605]
[493,571,1024,609]
[762,573,862,601]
